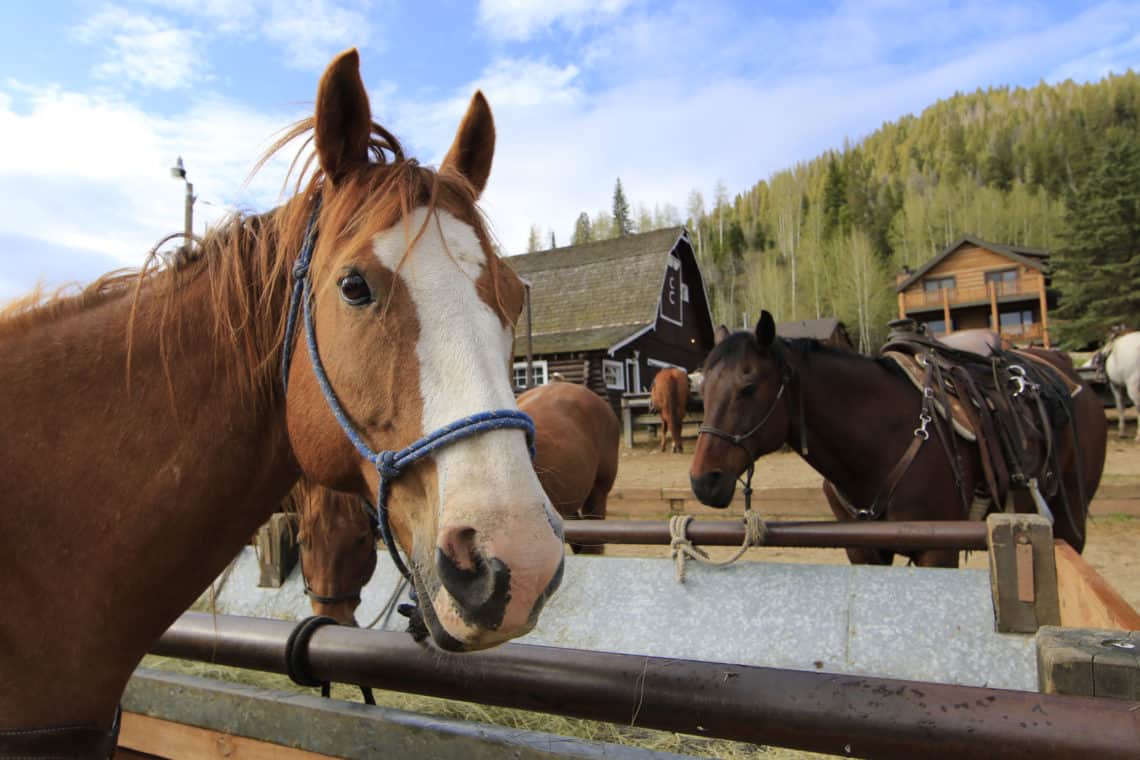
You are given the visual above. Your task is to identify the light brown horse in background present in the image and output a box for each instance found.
[290,481,378,626]
[518,381,621,554]
[649,367,690,453]
[0,48,564,753]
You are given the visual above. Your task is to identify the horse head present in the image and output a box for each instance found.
[690,311,792,507]
[283,50,563,651]
[294,484,379,626]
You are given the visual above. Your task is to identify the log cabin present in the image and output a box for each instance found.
[506,227,715,412]
[895,235,1053,348]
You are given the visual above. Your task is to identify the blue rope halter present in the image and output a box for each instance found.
[281,196,537,587]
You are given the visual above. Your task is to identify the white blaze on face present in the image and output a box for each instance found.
[370,209,560,637]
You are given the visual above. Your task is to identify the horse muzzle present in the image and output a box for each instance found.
[690,470,737,508]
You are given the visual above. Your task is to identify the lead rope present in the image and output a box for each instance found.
[669,465,767,582]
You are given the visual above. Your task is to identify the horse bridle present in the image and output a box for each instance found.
[281,195,538,620]
[696,343,803,511]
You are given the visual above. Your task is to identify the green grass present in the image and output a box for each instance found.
[139,655,835,759]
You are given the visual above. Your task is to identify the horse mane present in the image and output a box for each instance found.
[0,115,507,403]
[703,331,908,381]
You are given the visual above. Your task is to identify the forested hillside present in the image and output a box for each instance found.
[553,71,1140,350]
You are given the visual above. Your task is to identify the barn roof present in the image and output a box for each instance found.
[776,317,844,341]
[896,235,1048,292]
[506,227,688,355]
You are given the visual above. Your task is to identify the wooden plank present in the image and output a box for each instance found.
[987,514,1060,633]
[1037,627,1140,700]
[1055,540,1140,630]
[119,712,338,759]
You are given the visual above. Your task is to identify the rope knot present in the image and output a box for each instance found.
[292,258,310,281]
[377,450,401,481]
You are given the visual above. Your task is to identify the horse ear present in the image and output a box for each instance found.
[441,91,495,197]
[314,48,372,184]
[755,311,776,348]
[714,325,730,345]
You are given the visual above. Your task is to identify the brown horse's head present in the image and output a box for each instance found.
[690,311,790,507]
[293,484,378,626]
[283,50,563,651]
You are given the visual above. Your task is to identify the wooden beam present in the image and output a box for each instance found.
[989,281,999,332]
[1037,627,1140,700]
[1055,540,1140,630]
[119,713,338,759]
[987,514,1060,633]
[941,287,952,335]
[897,290,906,319]
[1038,277,1051,348]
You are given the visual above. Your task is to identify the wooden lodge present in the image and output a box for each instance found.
[895,235,1053,348]
[506,227,716,410]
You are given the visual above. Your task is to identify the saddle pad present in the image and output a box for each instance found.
[882,351,977,442]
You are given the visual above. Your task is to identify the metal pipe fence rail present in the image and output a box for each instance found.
[561,519,989,551]
[152,612,1139,760]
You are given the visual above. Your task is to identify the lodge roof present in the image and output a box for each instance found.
[506,227,689,356]
[895,235,1048,293]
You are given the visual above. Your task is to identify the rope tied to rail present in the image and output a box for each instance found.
[669,466,767,582]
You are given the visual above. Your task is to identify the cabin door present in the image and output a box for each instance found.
[625,358,641,393]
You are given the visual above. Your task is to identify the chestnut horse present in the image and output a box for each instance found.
[0,49,563,754]
[291,481,378,626]
[295,381,622,616]
[690,312,1105,567]
[518,381,620,554]
[649,367,690,453]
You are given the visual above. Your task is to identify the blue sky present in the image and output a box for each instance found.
[2,1,1139,300]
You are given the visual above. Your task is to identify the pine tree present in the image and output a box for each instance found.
[572,212,593,245]
[1053,129,1140,345]
[526,225,542,253]
[612,178,633,236]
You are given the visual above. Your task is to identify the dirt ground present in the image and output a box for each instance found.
[610,420,1140,610]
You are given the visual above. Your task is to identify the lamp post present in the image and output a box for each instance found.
[170,156,196,248]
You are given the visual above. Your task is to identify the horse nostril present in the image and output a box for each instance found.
[691,470,733,508]
[438,525,479,572]
[435,528,512,629]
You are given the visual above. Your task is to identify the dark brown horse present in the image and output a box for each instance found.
[0,49,564,752]
[649,367,690,453]
[518,381,621,554]
[690,311,1105,567]
[291,481,378,626]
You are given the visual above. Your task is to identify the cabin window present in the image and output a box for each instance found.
[985,269,1020,296]
[602,359,625,390]
[999,310,1035,334]
[924,318,955,336]
[512,360,548,390]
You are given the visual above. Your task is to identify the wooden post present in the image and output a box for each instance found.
[1037,626,1140,699]
[987,514,1060,633]
[897,290,906,320]
[1038,277,1050,348]
[989,281,999,333]
[941,287,952,335]
[621,398,633,449]
[254,513,298,588]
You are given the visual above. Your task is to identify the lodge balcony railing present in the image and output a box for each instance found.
[903,281,1037,311]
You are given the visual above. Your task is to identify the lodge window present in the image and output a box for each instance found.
[602,359,625,390]
[985,269,1020,295]
[999,310,1035,334]
[512,360,548,390]
[924,317,955,336]
[922,276,956,305]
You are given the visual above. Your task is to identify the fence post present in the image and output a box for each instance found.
[987,513,1060,633]
[255,513,298,588]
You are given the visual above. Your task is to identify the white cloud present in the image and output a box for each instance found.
[73,5,203,91]
[478,0,634,41]
[262,0,374,71]
[0,82,308,294]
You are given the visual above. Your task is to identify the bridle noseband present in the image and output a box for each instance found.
[281,196,537,618]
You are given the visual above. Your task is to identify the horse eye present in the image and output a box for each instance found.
[739,382,756,398]
[337,272,373,306]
